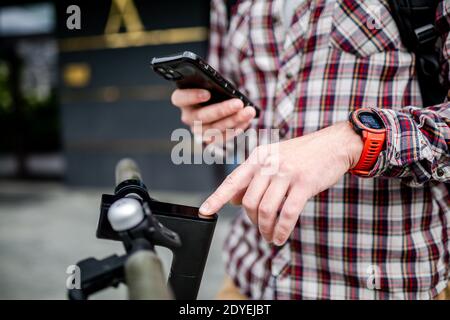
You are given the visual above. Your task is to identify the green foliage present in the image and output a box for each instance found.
[0,62,12,112]
[0,60,60,153]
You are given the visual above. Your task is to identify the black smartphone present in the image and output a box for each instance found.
[151,51,260,117]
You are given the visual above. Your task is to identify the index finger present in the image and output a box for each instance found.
[199,162,255,215]
[171,89,210,108]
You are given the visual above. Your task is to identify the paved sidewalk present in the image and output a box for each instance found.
[0,181,238,299]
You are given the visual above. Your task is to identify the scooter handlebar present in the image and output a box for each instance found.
[125,250,173,300]
[115,158,142,186]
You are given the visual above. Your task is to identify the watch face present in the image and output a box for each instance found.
[358,112,384,129]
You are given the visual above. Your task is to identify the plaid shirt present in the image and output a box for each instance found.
[208,0,450,299]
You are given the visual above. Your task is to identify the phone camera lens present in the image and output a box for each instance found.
[165,69,182,80]
[156,67,167,74]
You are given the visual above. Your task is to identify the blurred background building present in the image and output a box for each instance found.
[1,0,225,190]
[0,0,235,299]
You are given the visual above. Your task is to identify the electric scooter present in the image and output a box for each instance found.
[68,159,218,300]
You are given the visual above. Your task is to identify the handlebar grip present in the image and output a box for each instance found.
[125,250,173,300]
[115,158,142,186]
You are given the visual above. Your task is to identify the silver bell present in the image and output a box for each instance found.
[107,197,145,232]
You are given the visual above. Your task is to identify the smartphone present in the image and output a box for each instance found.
[151,51,260,117]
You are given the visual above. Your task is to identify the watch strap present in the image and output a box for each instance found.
[350,130,386,176]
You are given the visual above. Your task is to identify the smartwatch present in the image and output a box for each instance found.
[348,108,386,176]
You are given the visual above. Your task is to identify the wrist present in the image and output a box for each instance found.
[334,121,364,169]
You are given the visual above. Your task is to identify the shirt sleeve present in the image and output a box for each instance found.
[367,104,450,186]
[361,1,450,186]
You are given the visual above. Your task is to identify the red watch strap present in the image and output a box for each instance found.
[350,130,386,176]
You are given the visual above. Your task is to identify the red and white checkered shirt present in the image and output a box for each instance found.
[208,0,450,299]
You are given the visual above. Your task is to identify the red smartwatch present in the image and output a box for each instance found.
[348,108,386,176]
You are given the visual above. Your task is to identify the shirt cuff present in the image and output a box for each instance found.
[358,107,436,183]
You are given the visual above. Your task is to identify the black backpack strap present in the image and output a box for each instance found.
[225,0,239,30]
[387,0,447,106]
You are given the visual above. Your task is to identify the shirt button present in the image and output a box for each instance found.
[286,72,294,79]
[272,16,281,25]
[437,168,445,177]
[395,151,400,159]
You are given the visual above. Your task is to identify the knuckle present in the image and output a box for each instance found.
[181,117,189,125]
[225,100,234,111]
[263,155,279,170]
[195,110,206,122]
[258,203,271,218]
[180,113,191,125]
[295,166,306,178]
[217,103,228,117]
[236,110,247,122]
[259,222,271,235]
[283,207,298,221]
[227,99,240,112]
[242,195,257,212]
[279,161,294,174]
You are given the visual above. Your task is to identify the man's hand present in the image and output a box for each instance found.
[171,89,256,142]
[199,122,364,246]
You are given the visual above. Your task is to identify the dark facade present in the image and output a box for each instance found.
[56,0,222,191]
